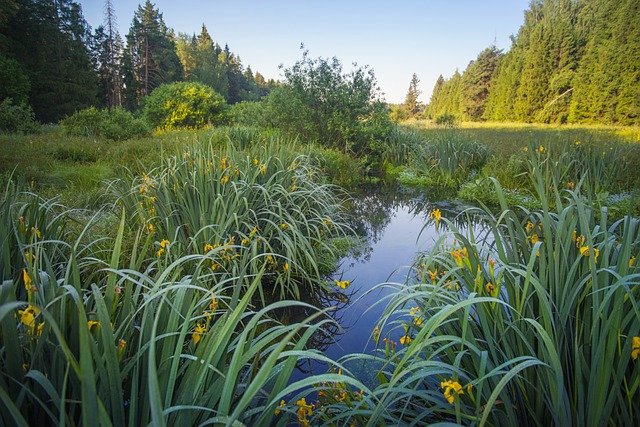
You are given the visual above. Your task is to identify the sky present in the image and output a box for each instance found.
[79,0,530,104]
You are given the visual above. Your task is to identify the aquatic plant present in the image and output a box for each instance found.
[0,183,360,425]
[318,177,640,425]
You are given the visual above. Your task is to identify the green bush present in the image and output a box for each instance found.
[227,101,268,127]
[305,144,367,187]
[434,113,457,127]
[0,98,39,134]
[60,107,149,141]
[0,54,30,104]
[60,107,102,137]
[99,107,150,141]
[389,104,410,123]
[143,81,226,130]
[266,50,393,162]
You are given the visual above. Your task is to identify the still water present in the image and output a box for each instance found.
[290,184,480,384]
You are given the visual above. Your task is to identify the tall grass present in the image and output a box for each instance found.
[0,181,68,282]
[384,128,490,189]
[316,176,640,425]
[111,140,350,300]
[0,182,363,425]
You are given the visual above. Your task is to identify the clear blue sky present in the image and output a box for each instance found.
[79,0,530,103]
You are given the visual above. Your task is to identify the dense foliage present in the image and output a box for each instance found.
[0,0,272,124]
[143,81,226,130]
[0,54,30,104]
[427,0,640,125]
[121,0,182,109]
[0,0,97,122]
[0,98,38,134]
[60,107,150,140]
[266,50,393,163]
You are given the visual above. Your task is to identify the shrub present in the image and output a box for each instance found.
[434,113,457,127]
[60,106,103,137]
[99,107,150,141]
[266,50,393,161]
[389,104,410,123]
[0,54,30,104]
[0,98,39,134]
[143,81,226,130]
[227,101,268,127]
[305,144,367,187]
[60,107,150,141]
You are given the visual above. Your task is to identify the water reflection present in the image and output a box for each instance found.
[345,183,483,264]
[288,184,485,381]
[268,283,355,373]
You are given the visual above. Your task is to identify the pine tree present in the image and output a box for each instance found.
[101,0,122,107]
[1,0,98,122]
[403,73,421,116]
[122,0,182,109]
[426,75,445,119]
[460,46,502,121]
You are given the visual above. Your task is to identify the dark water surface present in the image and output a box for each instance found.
[290,185,479,384]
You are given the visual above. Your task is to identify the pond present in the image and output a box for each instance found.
[289,184,483,385]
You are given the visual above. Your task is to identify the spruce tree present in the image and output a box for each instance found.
[403,73,421,116]
[0,0,98,122]
[426,75,445,119]
[193,25,229,99]
[460,46,502,121]
[122,0,182,109]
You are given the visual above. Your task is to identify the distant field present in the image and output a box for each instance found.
[405,119,640,156]
[0,127,214,207]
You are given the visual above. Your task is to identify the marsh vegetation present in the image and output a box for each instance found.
[1,0,640,425]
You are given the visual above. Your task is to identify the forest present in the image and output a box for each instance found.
[425,0,639,125]
[1,0,640,426]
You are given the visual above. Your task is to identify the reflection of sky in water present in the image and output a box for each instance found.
[291,187,483,385]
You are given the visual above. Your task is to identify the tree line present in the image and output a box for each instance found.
[0,0,276,123]
[425,0,639,126]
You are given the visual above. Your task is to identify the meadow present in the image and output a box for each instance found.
[384,121,640,218]
[1,119,639,425]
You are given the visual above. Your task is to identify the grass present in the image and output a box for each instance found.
[0,210,344,425]
[2,121,640,424]
[380,122,640,218]
[0,126,217,208]
[0,133,364,424]
[111,140,351,300]
[312,176,640,425]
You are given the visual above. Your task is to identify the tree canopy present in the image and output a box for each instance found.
[0,0,273,123]
[427,0,640,125]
